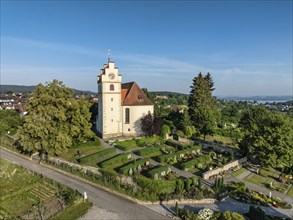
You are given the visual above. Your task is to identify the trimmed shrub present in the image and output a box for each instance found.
[118,159,150,175]
[99,153,133,168]
[181,155,211,171]
[115,140,138,151]
[165,139,189,150]
[136,146,161,156]
[135,175,177,195]
[78,148,116,164]
[157,153,178,163]
[135,136,162,147]
[148,166,171,178]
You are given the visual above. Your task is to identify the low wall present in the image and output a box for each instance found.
[138,198,216,205]
[49,157,101,175]
[202,157,247,180]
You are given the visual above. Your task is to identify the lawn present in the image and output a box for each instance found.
[49,201,93,220]
[203,135,239,148]
[245,173,267,186]
[231,167,247,178]
[59,145,104,162]
[287,185,293,197]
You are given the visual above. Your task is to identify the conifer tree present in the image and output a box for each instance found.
[188,72,217,140]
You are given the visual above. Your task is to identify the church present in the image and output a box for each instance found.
[96,60,154,139]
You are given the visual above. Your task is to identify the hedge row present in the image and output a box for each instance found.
[158,146,201,164]
[136,146,161,156]
[148,166,171,178]
[115,140,138,151]
[136,136,163,147]
[99,152,133,168]
[165,139,190,150]
[118,158,150,175]
[181,154,211,171]
[78,148,116,164]
[135,175,177,195]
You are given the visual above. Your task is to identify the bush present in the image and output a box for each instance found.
[115,139,138,151]
[161,125,171,138]
[136,136,162,147]
[165,139,189,150]
[157,153,177,163]
[118,159,150,175]
[181,155,211,171]
[148,166,171,178]
[135,175,176,195]
[99,153,133,168]
[78,148,116,163]
[136,146,161,156]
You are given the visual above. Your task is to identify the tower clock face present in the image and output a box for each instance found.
[108,73,115,79]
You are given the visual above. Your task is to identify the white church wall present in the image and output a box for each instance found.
[122,105,154,136]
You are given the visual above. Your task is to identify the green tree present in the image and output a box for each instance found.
[188,72,217,140]
[0,110,24,135]
[239,106,293,170]
[17,80,94,157]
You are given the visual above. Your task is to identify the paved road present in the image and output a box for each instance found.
[0,148,169,220]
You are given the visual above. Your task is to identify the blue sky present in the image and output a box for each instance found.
[1,1,292,96]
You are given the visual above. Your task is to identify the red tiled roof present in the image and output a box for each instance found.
[121,82,153,106]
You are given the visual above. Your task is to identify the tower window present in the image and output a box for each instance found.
[110,84,114,91]
[111,108,113,111]
[111,98,113,101]
[125,108,130,124]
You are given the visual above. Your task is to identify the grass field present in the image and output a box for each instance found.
[203,135,239,148]
[59,145,104,162]
[49,201,93,220]
[231,167,247,177]
[245,173,267,186]
[287,185,293,197]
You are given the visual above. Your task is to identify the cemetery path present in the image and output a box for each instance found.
[0,147,169,220]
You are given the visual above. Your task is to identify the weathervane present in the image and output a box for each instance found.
[108,49,111,62]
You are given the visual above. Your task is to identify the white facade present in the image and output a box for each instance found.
[96,61,154,139]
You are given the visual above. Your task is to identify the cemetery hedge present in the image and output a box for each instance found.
[181,154,212,171]
[148,166,171,178]
[118,159,150,175]
[165,139,190,150]
[136,146,161,156]
[99,152,133,168]
[78,148,116,163]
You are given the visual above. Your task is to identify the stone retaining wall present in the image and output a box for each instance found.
[202,157,247,180]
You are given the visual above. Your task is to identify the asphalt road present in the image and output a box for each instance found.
[0,148,169,220]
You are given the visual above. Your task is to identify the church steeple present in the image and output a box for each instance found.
[108,49,111,63]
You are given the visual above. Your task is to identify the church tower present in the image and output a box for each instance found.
[97,60,122,139]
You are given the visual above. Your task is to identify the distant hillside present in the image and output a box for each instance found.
[218,95,292,102]
[1,85,98,96]
[150,91,188,97]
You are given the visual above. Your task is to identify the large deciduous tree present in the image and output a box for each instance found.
[239,106,293,171]
[17,80,94,157]
[188,72,217,140]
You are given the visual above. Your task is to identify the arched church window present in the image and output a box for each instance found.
[125,108,130,124]
[110,84,114,91]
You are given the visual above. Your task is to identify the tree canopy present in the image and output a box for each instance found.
[188,72,218,140]
[0,110,24,135]
[17,80,94,156]
[239,106,293,171]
